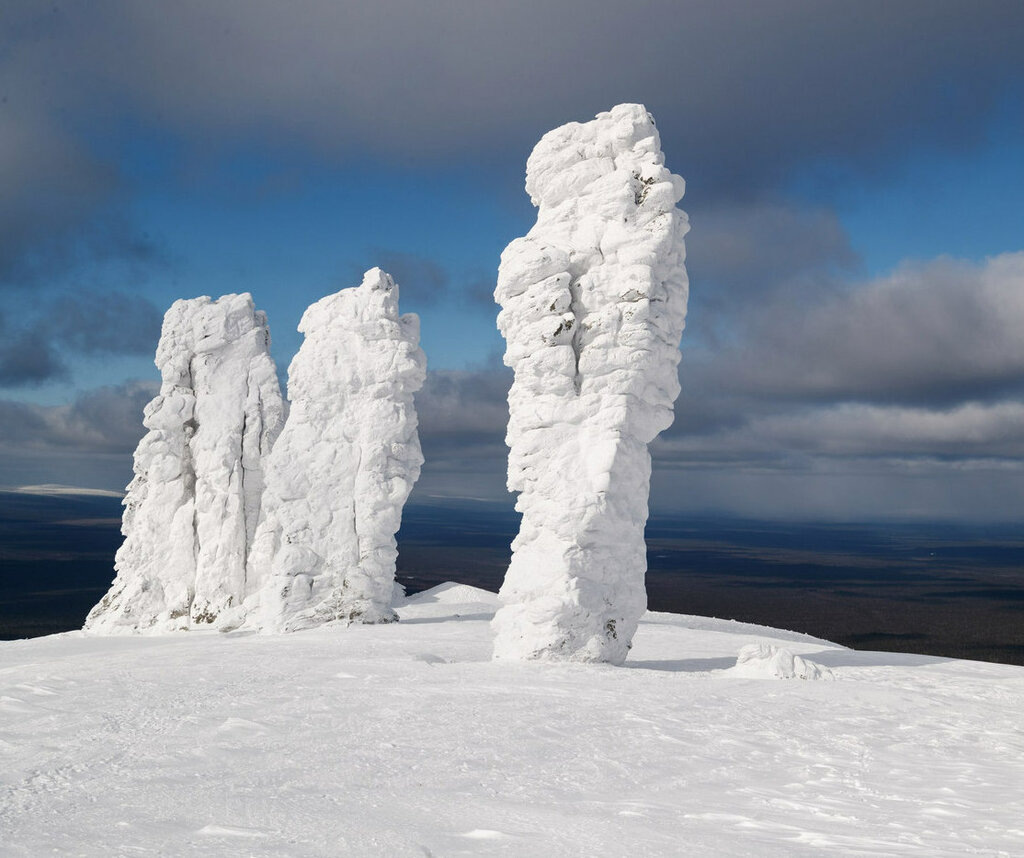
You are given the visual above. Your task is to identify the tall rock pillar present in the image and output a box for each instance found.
[492,104,689,663]
[85,293,285,633]
[246,268,426,631]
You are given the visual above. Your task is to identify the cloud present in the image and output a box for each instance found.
[687,202,858,299]
[47,291,163,357]
[411,367,511,503]
[371,250,449,306]
[416,368,510,443]
[0,106,118,285]
[355,252,498,312]
[403,246,1024,517]
[768,401,1024,459]
[703,253,1024,405]
[0,380,156,455]
[0,381,155,493]
[0,104,167,292]
[659,400,1024,465]
[0,324,68,387]
[0,291,163,387]
[459,273,499,312]
[4,1,1022,198]
[647,249,1024,518]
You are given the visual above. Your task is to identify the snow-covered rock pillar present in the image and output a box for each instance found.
[85,294,285,634]
[491,104,689,664]
[246,268,425,631]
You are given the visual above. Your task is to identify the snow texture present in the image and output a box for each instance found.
[244,268,425,631]
[5,587,1024,857]
[492,103,689,664]
[728,643,835,680]
[84,294,284,634]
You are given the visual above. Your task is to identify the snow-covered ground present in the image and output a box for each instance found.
[2,583,1022,856]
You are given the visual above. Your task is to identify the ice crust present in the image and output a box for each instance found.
[244,268,425,631]
[492,104,689,664]
[84,294,285,634]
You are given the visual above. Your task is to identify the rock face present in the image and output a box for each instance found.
[245,268,425,631]
[85,294,285,634]
[491,104,689,664]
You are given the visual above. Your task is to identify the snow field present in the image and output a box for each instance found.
[3,583,1023,857]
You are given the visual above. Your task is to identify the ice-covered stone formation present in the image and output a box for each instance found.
[727,644,834,680]
[84,294,285,634]
[245,268,425,632]
[491,103,689,664]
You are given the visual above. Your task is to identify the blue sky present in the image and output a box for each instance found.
[2,1,1023,520]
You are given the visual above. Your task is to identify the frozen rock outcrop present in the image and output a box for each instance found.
[491,104,689,664]
[727,644,834,680]
[245,268,425,632]
[85,294,285,634]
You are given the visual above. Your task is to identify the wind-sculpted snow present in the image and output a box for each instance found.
[85,294,284,634]
[492,104,689,663]
[245,268,425,631]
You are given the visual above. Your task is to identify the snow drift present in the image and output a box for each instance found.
[492,103,690,663]
[85,294,284,634]
[244,268,425,631]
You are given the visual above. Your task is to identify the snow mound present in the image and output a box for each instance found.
[85,293,284,634]
[492,103,689,664]
[244,268,426,632]
[727,643,834,680]
[402,582,499,607]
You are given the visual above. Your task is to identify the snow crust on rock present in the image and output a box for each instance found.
[244,268,425,632]
[728,643,834,680]
[84,294,284,634]
[492,103,689,664]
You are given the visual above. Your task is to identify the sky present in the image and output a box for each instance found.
[2,0,1023,521]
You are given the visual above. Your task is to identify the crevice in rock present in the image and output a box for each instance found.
[568,278,585,395]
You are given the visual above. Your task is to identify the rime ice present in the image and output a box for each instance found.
[245,268,425,631]
[84,294,284,634]
[492,104,689,663]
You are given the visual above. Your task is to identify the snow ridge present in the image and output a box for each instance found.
[244,268,426,631]
[492,103,690,664]
[85,294,285,634]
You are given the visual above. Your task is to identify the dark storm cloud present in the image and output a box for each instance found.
[702,253,1024,406]
[657,400,1024,466]
[686,203,858,302]
[658,251,1024,480]
[3,1,1023,516]
[416,368,510,443]
[0,380,155,454]
[0,101,165,291]
[412,368,512,503]
[4,1,1023,197]
[48,291,163,357]
[0,107,118,286]
[0,291,163,387]
[0,324,68,387]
